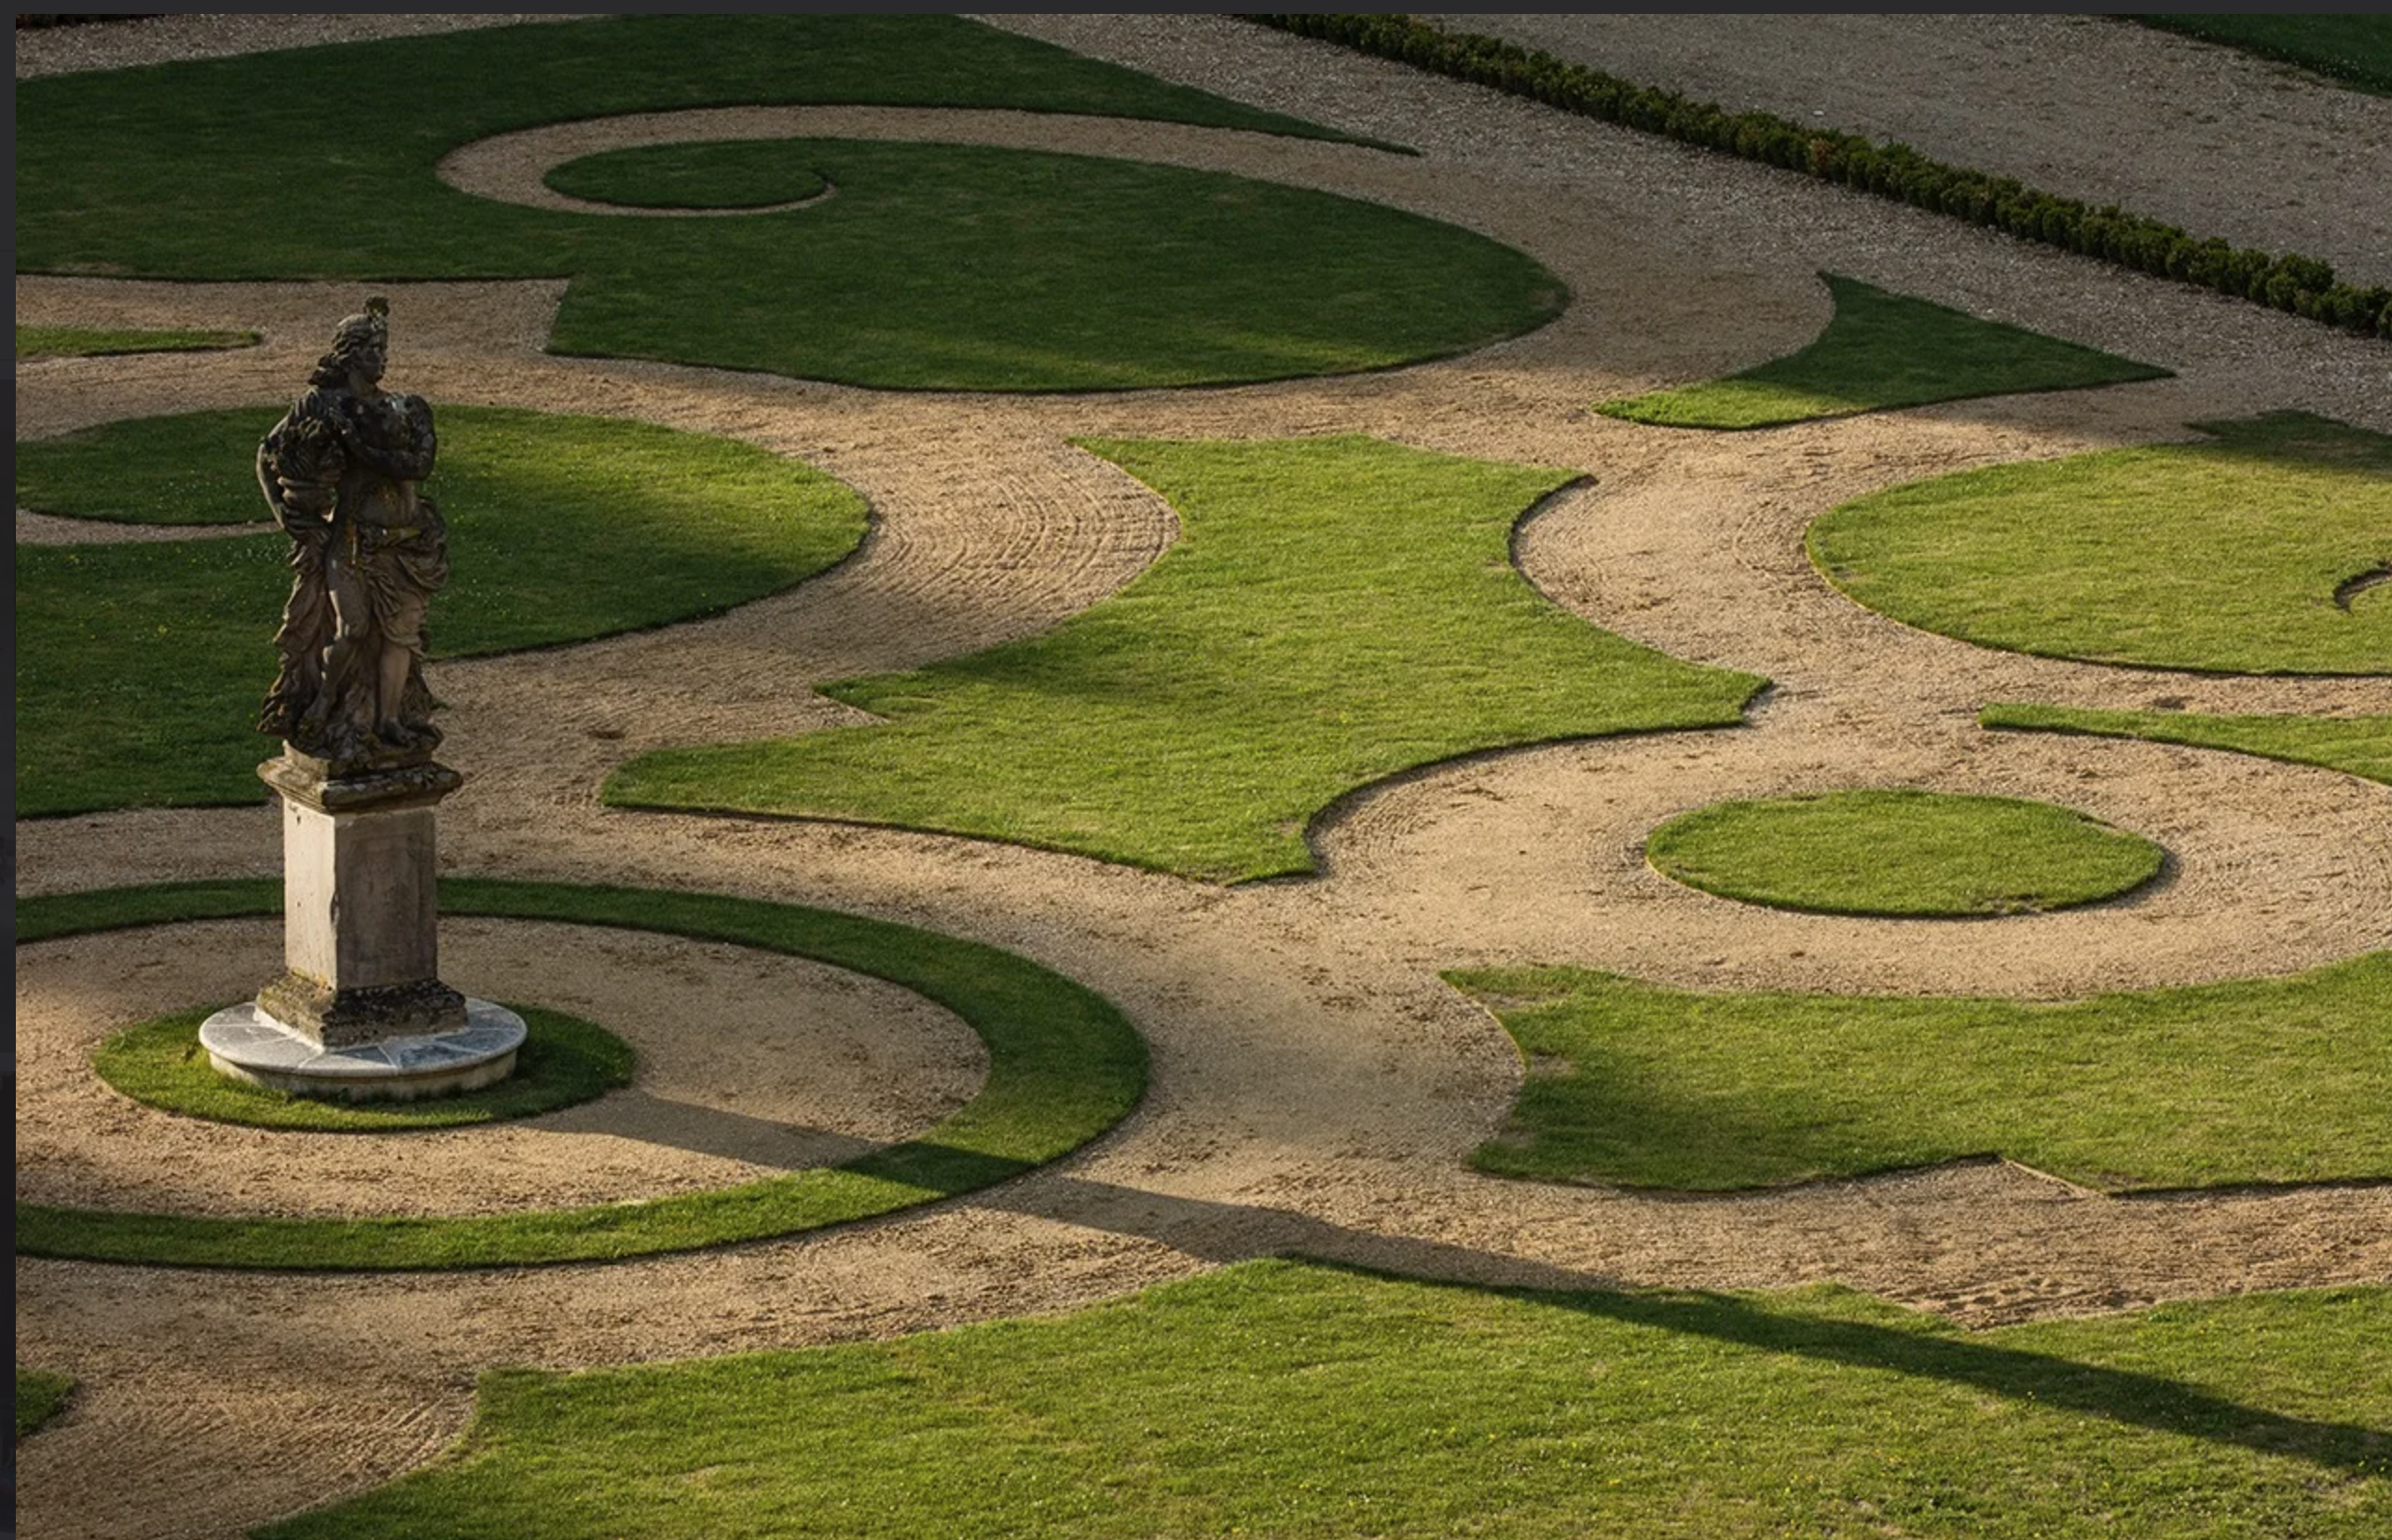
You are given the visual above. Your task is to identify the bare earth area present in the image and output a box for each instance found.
[15,15,2392,1539]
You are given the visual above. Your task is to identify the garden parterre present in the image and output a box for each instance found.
[15,14,2391,1540]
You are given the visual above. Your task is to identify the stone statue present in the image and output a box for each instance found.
[257,297,449,769]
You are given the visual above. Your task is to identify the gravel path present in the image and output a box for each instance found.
[1431,12,2392,290]
[15,16,2390,1540]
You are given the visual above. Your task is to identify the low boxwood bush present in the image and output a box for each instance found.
[1242,14,2391,340]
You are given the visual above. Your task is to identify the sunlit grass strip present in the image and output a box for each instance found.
[15,1368,75,1440]
[1598,275,2167,429]
[1452,952,2392,1190]
[1808,411,2392,676]
[609,436,1765,882]
[16,878,1146,1270]
[93,1005,632,1132]
[1644,789,2165,917]
[15,406,869,818]
[1981,705,2392,786]
[16,324,258,360]
[261,1261,2392,1539]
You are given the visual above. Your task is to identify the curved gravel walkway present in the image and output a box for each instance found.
[16,16,2390,1540]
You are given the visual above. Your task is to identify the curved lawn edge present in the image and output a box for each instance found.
[1643,789,2166,918]
[92,1004,634,1133]
[1981,705,2392,787]
[15,878,1148,1271]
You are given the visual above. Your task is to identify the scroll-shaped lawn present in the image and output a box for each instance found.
[1451,952,2392,1191]
[608,436,1767,883]
[1981,705,2392,785]
[15,878,1147,1271]
[262,1261,2392,1540]
[14,406,868,818]
[1808,412,2392,675]
[1597,274,2167,429]
[1645,789,2165,917]
[15,16,1570,391]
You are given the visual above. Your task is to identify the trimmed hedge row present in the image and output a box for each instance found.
[1239,13,2392,341]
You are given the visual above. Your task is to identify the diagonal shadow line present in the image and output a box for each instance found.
[978,1172,2391,1479]
[560,1112,2389,1476]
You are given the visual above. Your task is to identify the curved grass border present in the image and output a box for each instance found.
[1243,14,2392,339]
[92,1004,633,1133]
[1981,705,2392,788]
[16,878,1147,1271]
[1644,788,2166,917]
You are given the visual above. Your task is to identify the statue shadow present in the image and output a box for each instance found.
[587,1098,2390,1480]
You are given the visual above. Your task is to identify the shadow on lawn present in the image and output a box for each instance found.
[616,1098,2391,1481]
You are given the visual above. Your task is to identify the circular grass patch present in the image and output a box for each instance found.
[1806,412,2391,676]
[1645,789,2165,917]
[546,141,831,209]
[15,406,870,818]
[16,878,1148,1271]
[94,1004,631,1132]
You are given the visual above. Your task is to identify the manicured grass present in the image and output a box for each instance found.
[17,323,258,360]
[1645,789,2164,917]
[609,436,1766,882]
[1450,952,2392,1191]
[2131,15,2392,95]
[545,142,831,209]
[13,17,1575,391]
[1808,412,2392,675]
[16,1368,75,1441]
[93,1005,631,1132]
[14,406,869,818]
[1982,705,2392,786]
[1595,275,2168,429]
[15,878,1146,1270]
[259,1260,2392,1539]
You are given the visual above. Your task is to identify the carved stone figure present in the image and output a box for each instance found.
[257,297,449,769]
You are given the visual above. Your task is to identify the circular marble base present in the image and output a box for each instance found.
[199,998,527,1103]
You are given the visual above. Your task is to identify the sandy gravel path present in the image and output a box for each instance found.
[1433,12,2392,291]
[15,15,2390,1540]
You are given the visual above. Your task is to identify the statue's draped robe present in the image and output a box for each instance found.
[258,387,447,764]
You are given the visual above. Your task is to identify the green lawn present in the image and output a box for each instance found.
[2131,15,2392,95]
[16,1368,74,1441]
[259,1261,2392,1539]
[546,142,831,209]
[14,16,1572,390]
[17,324,258,360]
[1450,952,2392,1191]
[1808,412,2392,675]
[16,878,1146,1271]
[1596,275,2167,429]
[93,1006,631,1132]
[1982,705,2392,786]
[14,406,869,818]
[1645,789,2164,916]
[608,436,1766,882]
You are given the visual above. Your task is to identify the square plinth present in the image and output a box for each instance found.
[259,753,465,1047]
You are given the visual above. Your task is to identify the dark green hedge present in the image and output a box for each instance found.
[1240,14,2391,341]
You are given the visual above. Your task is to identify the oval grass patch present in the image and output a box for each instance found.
[1807,412,2391,676]
[1646,789,2164,917]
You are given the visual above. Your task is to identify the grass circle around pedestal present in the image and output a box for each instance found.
[1645,788,2165,918]
[94,1004,630,1132]
[17,877,1148,1271]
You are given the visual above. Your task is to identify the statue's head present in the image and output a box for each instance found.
[310,296,391,388]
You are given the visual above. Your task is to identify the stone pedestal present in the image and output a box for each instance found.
[256,753,465,1046]
[197,751,522,1101]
